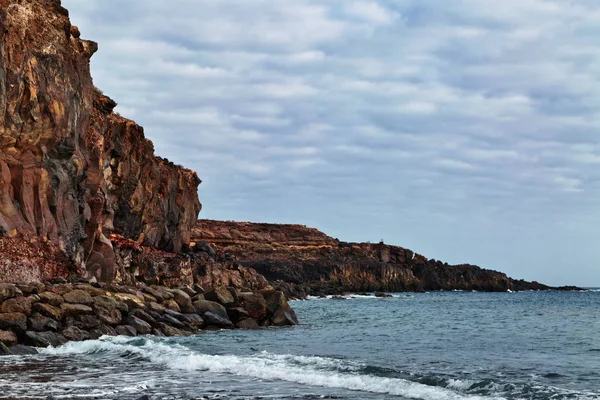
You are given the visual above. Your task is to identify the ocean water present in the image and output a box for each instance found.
[1,290,599,400]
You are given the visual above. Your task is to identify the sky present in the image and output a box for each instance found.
[63,0,600,287]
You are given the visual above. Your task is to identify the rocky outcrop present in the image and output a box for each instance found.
[0,0,201,284]
[192,220,553,297]
[0,280,297,353]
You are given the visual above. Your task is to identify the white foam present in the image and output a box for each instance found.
[43,337,503,400]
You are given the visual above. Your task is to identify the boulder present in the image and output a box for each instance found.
[62,326,90,342]
[129,309,157,327]
[193,300,229,320]
[24,331,67,348]
[141,293,157,303]
[89,325,118,339]
[32,303,63,320]
[28,314,60,332]
[235,319,260,330]
[204,287,235,306]
[39,292,64,306]
[71,315,100,330]
[73,284,105,297]
[3,345,37,355]
[239,293,267,320]
[152,328,166,337]
[93,303,122,326]
[374,292,392,298]
[46,284,73,296]
[0,313,27,333]
[169,289,195,313]
[180,313,205,329]
[193,284,205,294]
[115,325,137,336]
[148,302,166,314]
[63,290,94,305]
[261,290,298,326]
[0,296,32,314]
[94,295,128,313]
[158,323,190,337]
[149,286,174,301]
[159,314,187,330]
[60,304,93,318]
[16,284,40,296]
[27,294,41,304]
[162,299,181,313]
[0,284,22,303]
[107,293,145,310]
[124,316,152,335]
[178,286,196,297]
[142,287,165,303]
[0,330,18,346]
[226,307,251,323]
[203,312,234,329]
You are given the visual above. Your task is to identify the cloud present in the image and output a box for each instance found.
[63,0,600,286]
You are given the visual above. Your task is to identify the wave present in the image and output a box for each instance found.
[43,336,499,400]
[304,294,414,301]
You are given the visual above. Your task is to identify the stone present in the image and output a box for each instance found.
[193,300,229,320]
[93,303,122,326]
[240,293,267,320]
[178,286,196,297]
[141,293,157,303]
[28,314,60,332]
[159,314,187,330]
[108,293,145,310]
[261,290,298,326]
[27,294,41,304]
[0,296,32,314]
[204,286,235,306]
[181,313,204,329]
[129,309,157,327]
[0,313,27,333]
[62,326,90,342]
[73,284,105,297]
[94,295,128,313]
[60,303,93,318]
[150,286,174,301]
[162,299,181,313]
[152,328,166,337]
[235,319,260,330]
[115,325,137,336]
[157,323,189,337]
[148,302,166,314]
[192,294,205,302]
[374,292,392,298]
[89,324,118,339]
[226,307,251,323]
[72,315,100,330]
[0,284,22,303]
[193,284,205,294]
[39,292,64,306]
[4,345,37,355]
[16,284,39,296]
[0,330,18,346]
[142,287,165,303]
[124,316,152,335]
[46,284,74,296]
[203,312,234,329]
[24,331,67,348]
[32,303,63,321]
[169,289,195,313]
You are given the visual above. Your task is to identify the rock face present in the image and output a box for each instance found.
[192,220,553,297]
[0,0,201,283]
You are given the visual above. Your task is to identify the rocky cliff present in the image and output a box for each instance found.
[192,220,552,297]
[0,0,201,283]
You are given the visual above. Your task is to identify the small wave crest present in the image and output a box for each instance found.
[42,337,499,400]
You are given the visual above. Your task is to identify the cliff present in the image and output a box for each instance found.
[0,0,201,283]
[192,220,551,296]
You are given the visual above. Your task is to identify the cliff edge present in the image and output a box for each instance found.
[192,220,552,296]
[0,0,201,283]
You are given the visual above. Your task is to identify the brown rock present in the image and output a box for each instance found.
[60,303,93,318]
[150,286,174,301]
[0,313,27,333]
[0,284,22,303]
[28,314,60,332]
[203,311,233,329]
[93,303,122,326]
[89,325,117,339]
[226,307,250,323]
[47,285,74,296]
[142,287,165,303]
[115,325,137,336]
[261,290,298,326]
[157,322,190,337]
[73,284,105,297]
[240,293,267,320]
[0,296,32,315]
[108,293,145,310]
[235,319,260,330]
[129,309,157,327]
[63,290,94,305]
[0,330,18,346]
[32,303,63,320]
[162,299,181,313]
[39,292,64,306]
[124,316,152,335]
[204,287,235,306]
[62,326,90,342]
[193,300,229,320]
[148,302,166,314]
[24,331,67,348]
[94,295,128,314]
[15,284,39,296]
[169,289,195,313]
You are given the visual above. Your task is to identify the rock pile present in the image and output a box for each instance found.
[0,282,298,354]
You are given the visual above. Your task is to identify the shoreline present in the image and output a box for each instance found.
[0,281,297,355]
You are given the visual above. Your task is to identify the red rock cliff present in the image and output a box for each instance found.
[0,1,201,282]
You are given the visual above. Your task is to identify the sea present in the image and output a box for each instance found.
[1,290,599,400]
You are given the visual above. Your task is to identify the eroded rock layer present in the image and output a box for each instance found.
[0,1,201,282]
[192,220,552,297]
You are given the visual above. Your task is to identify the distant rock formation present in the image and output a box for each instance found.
[0,1,201,282]
[191,220,552,297]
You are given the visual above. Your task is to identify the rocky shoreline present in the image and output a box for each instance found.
[0,281,297,355]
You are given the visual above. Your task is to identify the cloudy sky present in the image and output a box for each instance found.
[63,0,600,286]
